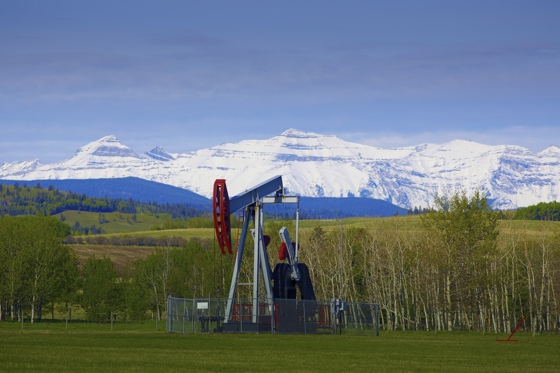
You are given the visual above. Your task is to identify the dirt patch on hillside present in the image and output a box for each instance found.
[71,245,156,274]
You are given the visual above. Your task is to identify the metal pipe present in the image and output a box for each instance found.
[339,218,343,300]
[295,201,300,262]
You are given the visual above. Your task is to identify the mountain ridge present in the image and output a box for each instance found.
[1,128,558,210]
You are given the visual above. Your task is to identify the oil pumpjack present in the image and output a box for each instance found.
[213,175,316,332]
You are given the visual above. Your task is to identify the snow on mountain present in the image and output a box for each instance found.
[145,146,175,162]
[0,159,43,178]
[1,128,558,210]
[539,145,560,157]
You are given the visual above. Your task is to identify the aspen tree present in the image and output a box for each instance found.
[421,190,499,330]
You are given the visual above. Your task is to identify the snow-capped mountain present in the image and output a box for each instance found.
[1,129,558,210]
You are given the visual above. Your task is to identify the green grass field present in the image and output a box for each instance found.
[1,322,558,372]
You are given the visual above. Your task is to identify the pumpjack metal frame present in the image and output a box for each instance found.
[213,175,300,326]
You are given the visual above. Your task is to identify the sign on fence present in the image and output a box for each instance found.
[196,302,209,310]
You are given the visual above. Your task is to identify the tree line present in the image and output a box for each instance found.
[514,201,560,221]
[1,193,558,334]
[298,191,559,334]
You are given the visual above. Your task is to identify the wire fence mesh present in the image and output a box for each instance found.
[167,297,380,335]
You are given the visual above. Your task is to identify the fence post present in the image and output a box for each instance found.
[355,304,359,336]
[375,304,380,337]
[192,299,196,333]
[166,296,171,332]
[303,300,307,334]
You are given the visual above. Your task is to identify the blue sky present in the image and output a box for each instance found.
[1,0,559,163]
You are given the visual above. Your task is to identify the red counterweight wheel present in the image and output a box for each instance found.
[213,179,233,255]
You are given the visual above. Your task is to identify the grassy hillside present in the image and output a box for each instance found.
[68,216,380,270]
[69,215,560,273]
[55,210,172,234]
[70,215,560,254]
[61,211,559,238]
[72,245,156,273]
[71,228,216,272]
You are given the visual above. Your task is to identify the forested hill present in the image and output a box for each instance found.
[0,182,205,219]
[0,177,408,219]
[0,177,211,207]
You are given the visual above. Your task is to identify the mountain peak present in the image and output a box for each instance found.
[75,135,140,159]
[424,139,494,158]
[0,158,43,177]
[280,128,324,139]
[539,145,560,156]
[145,146,175,161]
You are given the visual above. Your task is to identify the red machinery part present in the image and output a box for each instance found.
[278,242,298,261]
[213,179,233,254]
[278,242,288,260]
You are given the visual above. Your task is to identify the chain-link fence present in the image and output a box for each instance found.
[167,297,379,335]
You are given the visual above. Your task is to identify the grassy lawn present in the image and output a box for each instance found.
[0,322,558,372]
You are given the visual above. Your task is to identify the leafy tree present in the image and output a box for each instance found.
[0,217,27,320]
[133,249,169,321]
[122,264,151,321]
[421,190,499,330]
[0,215,77,321]
[22,217,71,321]
[50,246,80,320]
[171,239,215,299]
[126,238,230,320]
[81,256,123,322]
